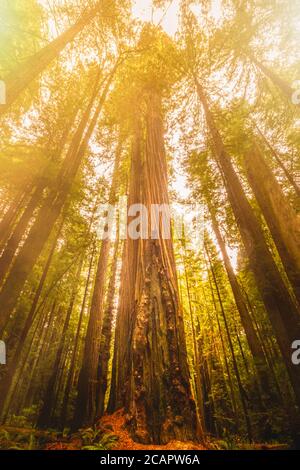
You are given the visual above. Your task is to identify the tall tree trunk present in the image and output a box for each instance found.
[204,259,240,431]
[243,144,300,300]
[96,232,120,418]
[73,139,122,429]
[208,204,273,400]
[110,91,200,444]
[195,78,300,411]
[109,120,143,415]
[0,2,103,114]
[52,345,71,422]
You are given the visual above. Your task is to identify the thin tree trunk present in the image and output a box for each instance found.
[29,303,62,404]
[52,345,72,422]
[205,240,253,442]
[233,321,250,377]
[37,258,83,428]
[96,232,120,418]
[60,243,96,428]
[208,205,272,400]
[181,239,205,432]
[19,304,58,415]
[204,259,239,431]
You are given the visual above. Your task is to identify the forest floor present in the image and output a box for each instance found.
[99,410,206,450]
[0,410,205,450]
[0,410,290,450]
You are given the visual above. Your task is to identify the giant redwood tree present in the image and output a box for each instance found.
[110,89,200,444]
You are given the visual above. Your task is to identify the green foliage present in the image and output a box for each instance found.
[8,406,39,428]
[79,426,118,451]
[0,428,50,450]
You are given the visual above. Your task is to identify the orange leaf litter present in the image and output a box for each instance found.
[99,410,206,451]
